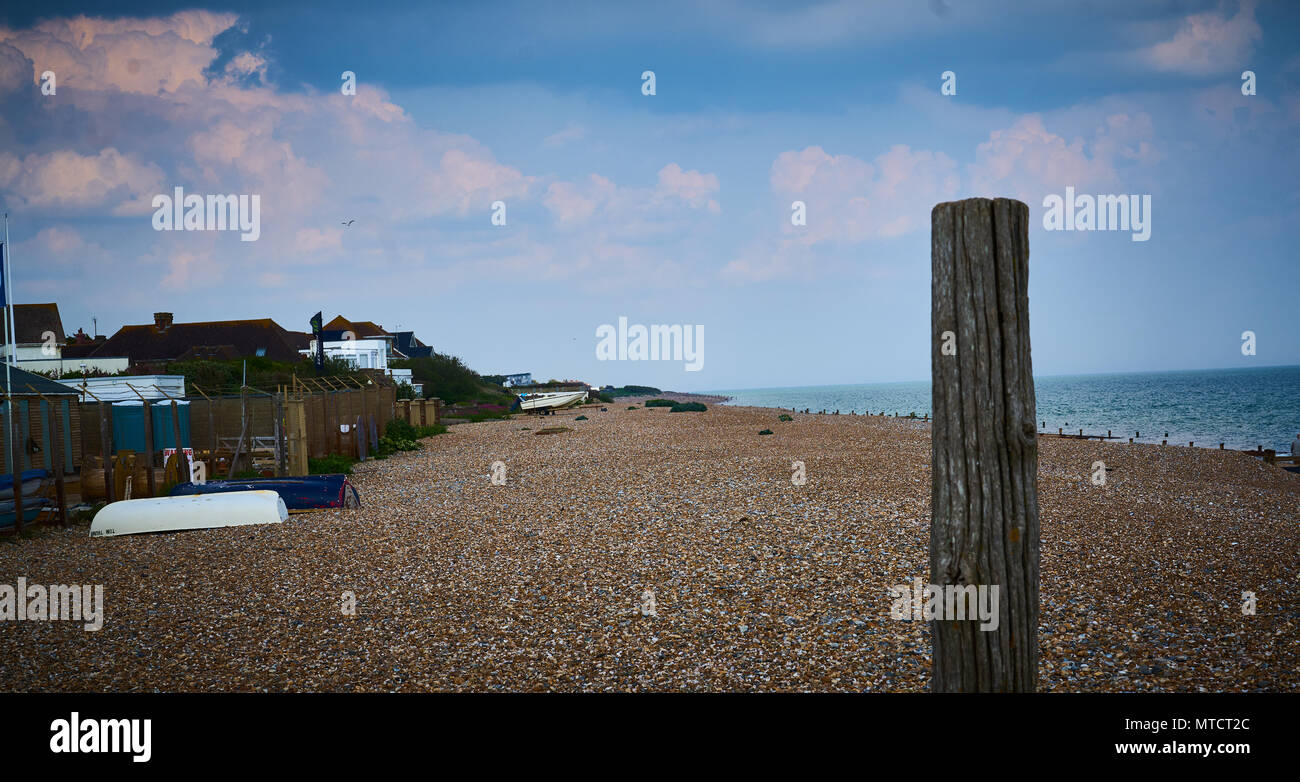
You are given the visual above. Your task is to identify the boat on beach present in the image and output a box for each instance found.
[0,497,53,529]
[511,390,588,415]
[0,469,49,500]
[89,490,289,538]
[167,474,360,512]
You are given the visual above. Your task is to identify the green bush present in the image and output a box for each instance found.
[574,415,588,421]
[392,353,503,405]
[604,385,661,398]
[645,399,674,407]
[758,429,773,435]
[309,454,356,475]
[778,414,793,422]
[378,434,419,454]
[627,405,638,410]
[669,402,707,412]
[385,418,418,441]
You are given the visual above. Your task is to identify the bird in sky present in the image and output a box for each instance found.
[342,219,356,226]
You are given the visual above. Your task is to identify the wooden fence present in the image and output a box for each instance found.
[77,376,421,482]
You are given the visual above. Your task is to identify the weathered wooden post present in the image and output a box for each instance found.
[6,394,23,533]
[127,385,158,498]
[930,198,1039,692]
[99,396,116,503]
[166,399,189,486]
[29,388,68,527]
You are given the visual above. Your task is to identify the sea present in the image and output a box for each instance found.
[711,365,1300,452]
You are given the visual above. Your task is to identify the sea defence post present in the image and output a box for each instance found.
[930,198,1040,692]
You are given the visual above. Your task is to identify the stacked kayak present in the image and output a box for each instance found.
[0,469,49,500]
[167,474,360,512]
[0,497,53,529]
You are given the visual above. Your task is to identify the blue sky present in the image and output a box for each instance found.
[0,0,1297,390]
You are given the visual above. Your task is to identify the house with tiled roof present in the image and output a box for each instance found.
[2,303,129,375]
[393,331,433,359]
[77,312,306,367]
[323,316,391,339]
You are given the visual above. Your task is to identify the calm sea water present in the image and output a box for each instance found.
[712,365,1300,452]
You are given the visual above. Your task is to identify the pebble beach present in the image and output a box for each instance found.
[2,398,1297,692]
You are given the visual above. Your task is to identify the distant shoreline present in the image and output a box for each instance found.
[627,391,732,406]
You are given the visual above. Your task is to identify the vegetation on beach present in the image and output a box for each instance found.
[575,415,588,421]
[644,399,674,407]
[670,402,707,412]
[778,414,793,422]
[603,385,661,398]
[308,454,356,475]
[392,354,512,406]
[758,429,773,435]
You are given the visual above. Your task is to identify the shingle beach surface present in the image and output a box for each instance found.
[2,400,1297,692]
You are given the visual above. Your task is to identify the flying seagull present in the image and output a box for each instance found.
[342,219,356,226]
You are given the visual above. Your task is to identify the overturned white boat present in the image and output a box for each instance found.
[89,490,289,538]
[511,389,588,415]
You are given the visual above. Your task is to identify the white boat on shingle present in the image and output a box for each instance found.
[89,490,288,538]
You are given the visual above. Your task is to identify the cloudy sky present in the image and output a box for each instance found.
[1,0,1296,390]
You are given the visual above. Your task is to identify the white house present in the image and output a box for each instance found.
[390,368,422,396]
[307,337,390,371]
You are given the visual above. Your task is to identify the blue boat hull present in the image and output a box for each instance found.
[168,475,360,511]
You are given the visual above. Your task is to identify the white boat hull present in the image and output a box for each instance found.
[89,490,289,538]
[516,390,587,412]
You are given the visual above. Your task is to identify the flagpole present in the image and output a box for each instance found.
[3,212,13,481]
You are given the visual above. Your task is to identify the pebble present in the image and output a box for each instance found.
[0,399,1296,692]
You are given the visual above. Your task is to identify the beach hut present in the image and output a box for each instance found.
[0,365,81,475]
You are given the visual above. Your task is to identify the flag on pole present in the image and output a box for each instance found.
[0,241,7,307]
[310,311,325,372]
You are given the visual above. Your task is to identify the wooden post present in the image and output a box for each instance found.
[100,398,116,503]
[229,388,250,478]
[29,388,68,527]
[192,384,217,475]
[930,198,1038,692]
[127,385,158,498]
[7,395,24,533]
[142,402,155,496]
[50,399,68,526]
[168,400,189,485]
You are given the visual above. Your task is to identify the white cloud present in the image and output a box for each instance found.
[543,163,721,228]
[770,144,958,244]
[1140,0,1261,75]
[0,11,238,94]
[0,148,166,214]
[966,113,1157,203]
[542,123,588,148]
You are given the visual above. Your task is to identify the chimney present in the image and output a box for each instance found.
[154,312,173,331]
